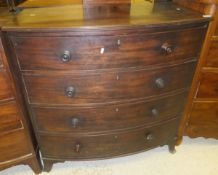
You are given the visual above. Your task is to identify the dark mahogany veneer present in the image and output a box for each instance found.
[1,0,210,173]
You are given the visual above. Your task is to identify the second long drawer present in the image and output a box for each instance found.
[23,61,196,105]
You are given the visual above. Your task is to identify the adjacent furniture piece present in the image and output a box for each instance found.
[1,0,209,173]
[176,0,218,140]
[0,7,41,174]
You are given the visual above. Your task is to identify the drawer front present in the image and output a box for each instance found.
[33,92,187,134]
[11,28,205,70]
[186,102,218,138]
[0,130,31,162]
[197,72,218,99]
[189,102,218,126]
[0,70,13,100]
[23,62,196,105]
[39,119,178,159]
[0,101,23,133]
[205,40,218,67]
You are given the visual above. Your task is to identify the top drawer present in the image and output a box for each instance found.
[11,27,206,71]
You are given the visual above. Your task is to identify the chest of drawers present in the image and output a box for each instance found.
[2,1,209,172]
[179,1,218,140]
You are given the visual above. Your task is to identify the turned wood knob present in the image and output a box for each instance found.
[65,86,76,97]
[146,133,154,141]
[60,50,71,62]
[151,108,159,117]
[75,143,81,153]
[161,43,173,54]
[71,118,80,128]
[155,78,165,89]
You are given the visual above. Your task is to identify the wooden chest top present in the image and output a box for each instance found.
[1,1,210,32]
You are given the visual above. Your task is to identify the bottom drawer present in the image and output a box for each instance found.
[0,129,31,163]
[186,101,218,139]
[40,119,179,160]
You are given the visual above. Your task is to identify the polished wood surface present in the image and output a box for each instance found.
[215,21,218,34]
[0,8,12,25]
[2,1,210,31]
[33,92,187,134]
[0,101,23,133]
[0,0,7,7]
[2,1,209,172]
[0,10,42,172]
[0,53,2,67]
[39,119,179,160]
[178,1,218,140]
[205,40,218,67]
[19,0,83,7]
[173,0,217,15]
[11,27,206,71]
[23,62,196,105]
[197,71,218,99]
[186,101,218,139]
[0,130,31,162]
[0,70,14,101]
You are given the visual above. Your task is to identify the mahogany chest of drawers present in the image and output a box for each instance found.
[2,1,209,172]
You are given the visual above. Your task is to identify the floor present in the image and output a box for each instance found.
[1,137,218,175]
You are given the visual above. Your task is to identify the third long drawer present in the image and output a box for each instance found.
[33,92,187,134]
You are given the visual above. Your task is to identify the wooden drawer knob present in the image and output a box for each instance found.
[146,133,154,141]
[60,50,71,62]
[71,117,80,128]
[151,108,159,117]
[161,43,173,54]
[65,86,76,97]
[155,78,165,89]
